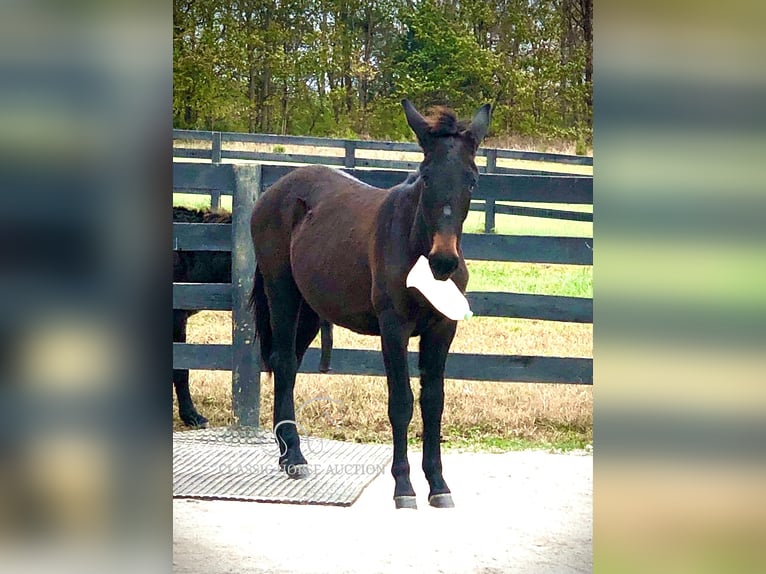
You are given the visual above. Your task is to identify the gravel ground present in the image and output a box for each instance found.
[173,449,592,573]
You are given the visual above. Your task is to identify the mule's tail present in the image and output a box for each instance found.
[248,266,273,373]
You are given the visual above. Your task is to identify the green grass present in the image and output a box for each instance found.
[464,204,592,237]
[174,193,233,211]
[406,425,591,453]
[466,260,592,297]
[440,434,591,453]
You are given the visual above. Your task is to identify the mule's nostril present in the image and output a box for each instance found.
[428,254,458,280]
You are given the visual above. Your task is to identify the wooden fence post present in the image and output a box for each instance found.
[230,164,261,427]
[210,191,221,211]
[211,132,223,209]
[484,148,497,233]
[344,140,356,168]
[212,131,222,164]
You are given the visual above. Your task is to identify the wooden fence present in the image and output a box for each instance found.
[173,159,593,426]
[173,129,593,234]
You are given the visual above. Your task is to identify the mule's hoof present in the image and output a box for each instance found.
[394,496,418,509]
[181,413,209,429]
[428,493,455,508]
[284,463,311,479]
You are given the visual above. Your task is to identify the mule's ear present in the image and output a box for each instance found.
[402,99,430,144]
[468,103,492,146]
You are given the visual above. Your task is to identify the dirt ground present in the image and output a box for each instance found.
[173,449,592,573]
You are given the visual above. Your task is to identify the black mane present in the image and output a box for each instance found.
[423,106,469,137]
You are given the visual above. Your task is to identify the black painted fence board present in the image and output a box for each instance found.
[174,343,231,370]
[299,348,592,384]
[173,224,592,266]
[475,175,592,204]
[174,148,213,160]
[174,129,213,140]
[173,162,235,192]
[173,283,232,310]
[172,283,590,323]
[174,343,592,385]
[467,292,593,323]
[173,223,231,251]
[259,164,592,205]
[353,158,422,171]
[462,234,593,265]
[173,221,592,266]
[263,165,593,205]
[468,201,593,222]
[492,204,593,222]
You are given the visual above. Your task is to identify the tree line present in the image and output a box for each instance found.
[174,0,592,144]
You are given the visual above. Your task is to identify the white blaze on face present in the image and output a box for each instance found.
[443,205,452,217]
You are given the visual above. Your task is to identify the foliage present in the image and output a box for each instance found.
[173,0,592,144]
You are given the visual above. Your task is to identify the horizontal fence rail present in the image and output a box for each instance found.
[173,222,592,266]
[174,162,593,234]
[173,283,592,324]
[173,161,593,424]
[173,129,593,181]
[174,344,592,385]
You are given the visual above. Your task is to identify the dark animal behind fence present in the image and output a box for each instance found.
[172,205,334,427]
[173,206,231,428]
[250,99,490,508]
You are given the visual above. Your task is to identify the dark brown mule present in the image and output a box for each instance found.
[249,100,490,509]
[173,206,334,428]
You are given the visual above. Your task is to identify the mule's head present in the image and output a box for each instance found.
[402,99,491,280]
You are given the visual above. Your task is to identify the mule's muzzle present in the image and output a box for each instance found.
[428,252,458,280]
[428,233,459,280]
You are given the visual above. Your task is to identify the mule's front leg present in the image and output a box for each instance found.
[419,320,458,508]
[379,310,416,509]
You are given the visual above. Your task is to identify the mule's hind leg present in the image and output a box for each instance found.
[419,320,457,508]
[264,272,309,477]
[319,320,333,373]
[295,301,321,368]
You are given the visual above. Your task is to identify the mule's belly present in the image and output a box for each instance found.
[289,197,381,336]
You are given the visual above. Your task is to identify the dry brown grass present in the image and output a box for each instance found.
[484,134,592,157]
[173,311,592,449]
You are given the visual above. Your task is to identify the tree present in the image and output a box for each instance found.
[391,0,499,112]
[172,0,592,144]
